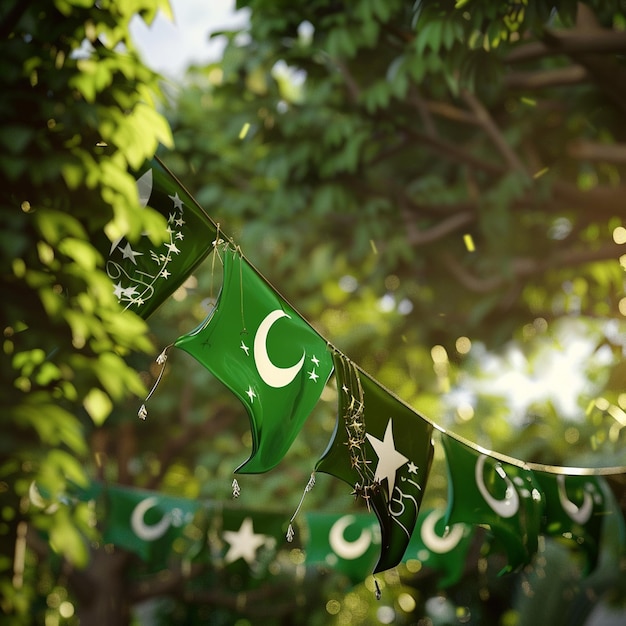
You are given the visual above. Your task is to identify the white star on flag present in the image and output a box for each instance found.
[366,418,409,501]
[222,517,267,565]
[308,369,319,382]
[113,282,125,299]
[118,242,143,265]
[240,341,250,356]
[311,355,320,366]
[168,192,184,211]
[245,386,256,402]
[165,242,180,255]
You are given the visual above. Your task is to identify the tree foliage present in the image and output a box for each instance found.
[1,0,171,622]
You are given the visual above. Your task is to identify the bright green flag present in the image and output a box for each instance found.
[174,246,333,474]
[304,512,381,584]
[101,484,202,565]
[533,472,608,572]
[442,435,545,573]
[102,157,217,318]
[316,352,434,573]
[403,508,474,587]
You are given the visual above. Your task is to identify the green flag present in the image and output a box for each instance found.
[216,507,288,581]
[442,435,544,573]
[103,157,217,318]
[316,352,434,573]
[174,246,333,474]
[101,484,202,565]
[403,508,474,587]
[533,472,608,572]
[304,512,381,584]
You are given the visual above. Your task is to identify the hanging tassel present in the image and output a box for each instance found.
[374,579,382,601]
[137,345,172,420]
[286,472,316,541]
[232,478,241,499]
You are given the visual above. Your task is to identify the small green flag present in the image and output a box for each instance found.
[304,512,381,584]
[104,157,217,318]
[102,484,202,564]
[175,246,333,473]
[403,508,473,587]
[216,507,288,581]
[533,472,607,572]
[316,352,434,573]
[442,436,544,573]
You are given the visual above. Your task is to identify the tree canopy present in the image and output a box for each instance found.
[2,0,626,625]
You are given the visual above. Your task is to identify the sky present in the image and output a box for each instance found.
[130,0,249,78]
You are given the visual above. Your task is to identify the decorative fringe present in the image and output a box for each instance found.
[232,478,241,499]
[286,472,316,541]
[137,345,172,421]
[374,579,382,600]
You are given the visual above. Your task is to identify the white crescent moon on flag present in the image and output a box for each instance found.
[131,496,172,542]
[329,515,373,560]
[420,509,465,554]
[557,475,594,524]
[253,309,305,388]
[475,455,519,518]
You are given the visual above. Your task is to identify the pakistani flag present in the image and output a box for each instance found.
[403,508,474,587]
[174,246,333,474]
[103,157,217,318]
[533,472,608,572]
[316,352,434,573]
[215,507,288,581]
[442,435,544,573]
[304,512,381,584]
[101,484,202,564]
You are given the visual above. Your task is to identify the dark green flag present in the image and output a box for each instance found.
[403,508,474,587]
[533,472,608,572]
[175,246,333,474]
[304,512,381,584]
[316,352,434,573]
[104,157,217,318]
[442,435,544,573]
[102,484,202,564]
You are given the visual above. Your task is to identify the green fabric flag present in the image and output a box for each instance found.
[533,472,608,572]
[103,157,217,318]
[304,512,381,584]
[403,508,474,587]
[215,507,289,584]
[175,246,333,474]
[101,484,202,565]
[316,352,434,573]
[442,435,544,573]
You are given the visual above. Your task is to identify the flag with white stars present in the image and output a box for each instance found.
[103,157,217,318]
[315,351,434,573]
[442,435,544,573]
[174,246,333,474]
[533,472,611,573]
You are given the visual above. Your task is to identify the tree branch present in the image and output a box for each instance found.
[461,89,527,174]
[442,242,623,294]
[567,140,626,163]
[506,31,626,63]
[504,65,589,90]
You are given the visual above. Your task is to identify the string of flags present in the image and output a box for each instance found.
[77,480,621,588]
[99,154,626,582]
